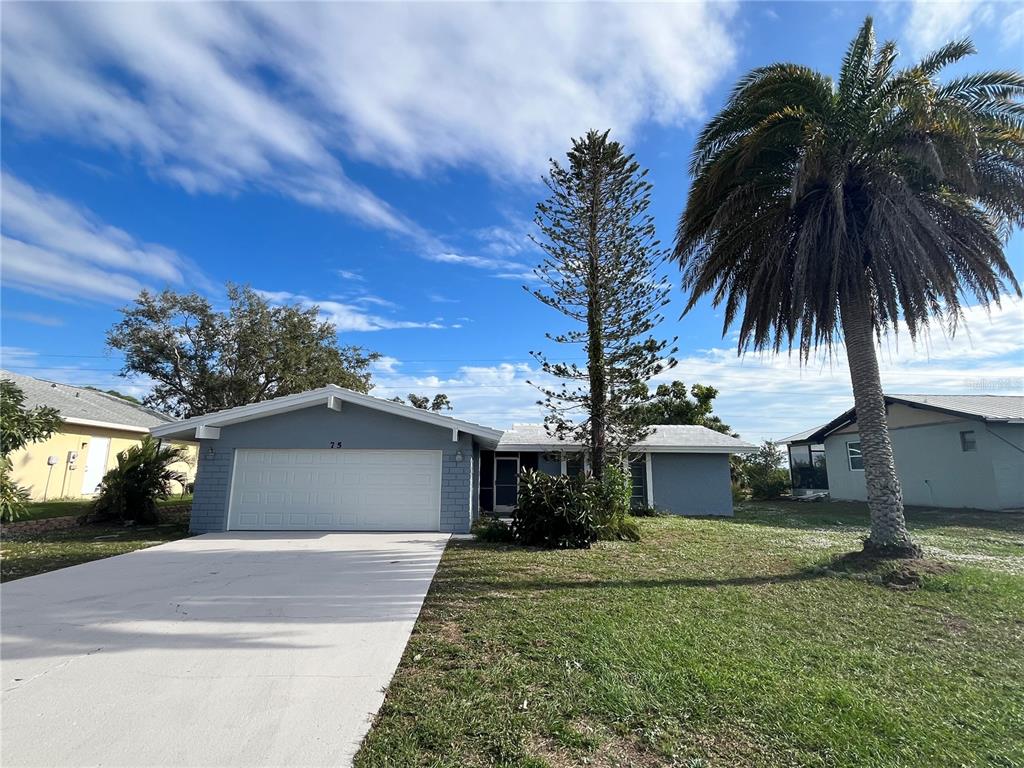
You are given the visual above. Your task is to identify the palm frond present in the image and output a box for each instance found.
[914,38,976,77]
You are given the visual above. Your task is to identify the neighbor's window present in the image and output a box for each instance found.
[847,441,863,471]
[960,430,977,452]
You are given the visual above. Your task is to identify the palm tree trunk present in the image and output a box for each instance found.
[840,295,920,557]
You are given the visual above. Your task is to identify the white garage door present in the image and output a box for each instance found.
[228,449,442,531]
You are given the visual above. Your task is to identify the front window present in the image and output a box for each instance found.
[847,441,863,471]
[960,431,977,452]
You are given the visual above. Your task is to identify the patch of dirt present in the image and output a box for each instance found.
[528,735,666,768]
[434,620,465,644]
[826,550,956,590]
[941,615,970,635]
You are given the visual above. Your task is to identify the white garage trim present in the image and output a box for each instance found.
[226,448,443,531]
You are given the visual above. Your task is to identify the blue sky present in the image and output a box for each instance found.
[2,1,1022,440]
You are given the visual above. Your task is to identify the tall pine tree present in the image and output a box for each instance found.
[528,130,677,480]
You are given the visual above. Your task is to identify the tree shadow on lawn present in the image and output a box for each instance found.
[729,502,1024,535]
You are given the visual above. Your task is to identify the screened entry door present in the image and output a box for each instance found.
[494,456,520,510]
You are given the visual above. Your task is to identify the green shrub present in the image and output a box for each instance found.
[731,481,748,503]
[748,468,790,500]
[511,466,641,549]
[0,458,32,523]
[1,379,63,522]
[512,469,598,549]
[594,464,641,541]
[471,516,514,543]
[630,503,664,517]
[86,437,188,525]
[739,440,790,500]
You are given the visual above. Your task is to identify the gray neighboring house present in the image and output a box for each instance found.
[151,385,754,534]
[785,394,1024,511]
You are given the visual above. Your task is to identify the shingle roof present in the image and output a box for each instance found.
[785,393,1024,444]
[497,423,755,453]
[0,369,174,430]
[779,425,827,444]
[887,394,1024,422]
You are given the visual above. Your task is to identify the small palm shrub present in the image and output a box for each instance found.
[512,469,599,549]
[86,437,188,525]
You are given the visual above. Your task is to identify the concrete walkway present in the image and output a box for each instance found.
[1,532,449,767]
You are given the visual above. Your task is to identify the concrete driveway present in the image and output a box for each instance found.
[1,532,449,767]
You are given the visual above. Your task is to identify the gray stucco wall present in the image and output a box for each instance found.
[189,401,475,533]
[824,419,1023,510]
[650,453,734,516]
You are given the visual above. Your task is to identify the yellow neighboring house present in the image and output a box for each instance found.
[2,369,197,501]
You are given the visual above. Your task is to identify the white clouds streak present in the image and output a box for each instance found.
[1,173,199,302]
[1,3,737,246]
[896,0,1024,56]
[256,290,446,333]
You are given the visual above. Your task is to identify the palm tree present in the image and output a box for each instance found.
[674,17,1023,557]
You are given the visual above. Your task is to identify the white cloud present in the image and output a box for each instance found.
[1002,7,1024,48]
[1,3,737,243]
[0,173,204,302]
[349,294,400,310]
[425,251,532,272]
[0,346,41,368]
[371,356,402,375]
[428,293,460,304]
[475,223,534,258]
[900,0,995,56]
[257,289,446,333]
[2,236,147,303]
[252,3,738,180]
[3,310,65,327]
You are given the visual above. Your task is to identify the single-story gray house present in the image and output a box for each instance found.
[784,394,1023,511]
[151,385,755,534]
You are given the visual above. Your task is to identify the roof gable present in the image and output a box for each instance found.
[151,385,504,443]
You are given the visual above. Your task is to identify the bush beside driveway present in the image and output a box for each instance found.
[356,502,1024,768]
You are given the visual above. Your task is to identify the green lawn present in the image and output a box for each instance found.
[9,495,193,522]
[0,522,192,582]
[356,501,1024,768]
